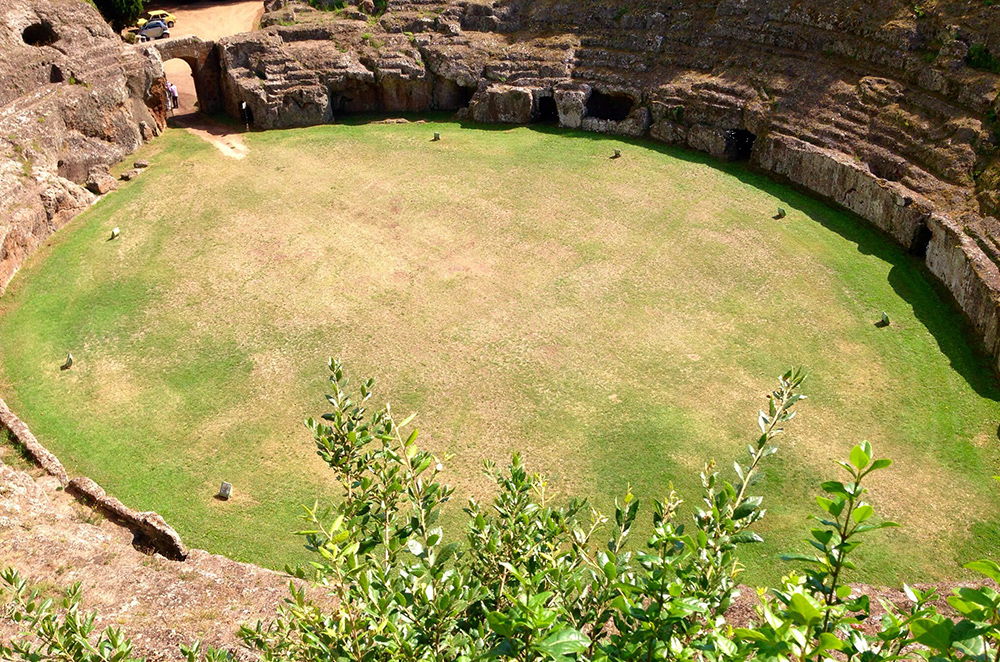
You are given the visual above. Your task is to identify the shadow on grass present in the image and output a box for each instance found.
[729,166,1000,402]
[167,111,241,135]
[506,124,1000,401]
[0,427,38,473]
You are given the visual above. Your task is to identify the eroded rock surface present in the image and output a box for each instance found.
[0,0,165,292]
[0,460,293,662]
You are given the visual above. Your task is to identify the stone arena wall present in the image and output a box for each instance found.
[0,0,166,294]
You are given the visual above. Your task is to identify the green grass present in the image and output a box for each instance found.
[1,120,999,586]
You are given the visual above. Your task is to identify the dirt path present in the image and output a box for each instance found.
[158,0,261,156]
[174,114,250,158]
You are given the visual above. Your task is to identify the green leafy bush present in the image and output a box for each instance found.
[4,361,1000,662]
[92,0,143,32]
[306,0,347,11]
[966,43,1000,73]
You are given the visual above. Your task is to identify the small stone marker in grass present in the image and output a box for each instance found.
[876,311,890,328]
[218,482,232,500]
[774,207,787,219]
[110,227,120,241]
[432,132,441,141]
[60,353,73,371]
[611,149,622,159]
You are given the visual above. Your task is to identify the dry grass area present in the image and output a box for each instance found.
[1,119,998,585]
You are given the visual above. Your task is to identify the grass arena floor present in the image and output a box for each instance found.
[2,118,999,585]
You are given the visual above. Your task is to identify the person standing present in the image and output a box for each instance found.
[168,82,179,110]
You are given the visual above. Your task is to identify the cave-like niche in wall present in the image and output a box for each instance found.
[585,90,634,122]
[536,96,559,123]
[725,129,756,161]
[910,222,933,258]
[457,85,476,109]
[23,21,59,47]
[49,64,64,83]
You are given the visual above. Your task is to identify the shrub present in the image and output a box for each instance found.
[4,361,1000,662]
[306,0,347,11]
[967,43,1000,73]
[92,0,143,33]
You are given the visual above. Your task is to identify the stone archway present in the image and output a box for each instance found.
[146,37,222,115]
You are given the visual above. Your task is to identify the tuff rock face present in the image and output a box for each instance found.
[217,0,1000,369]
[0,460,297,662]
[0,0,166,292]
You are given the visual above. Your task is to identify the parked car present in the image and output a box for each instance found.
[137,20,170,41]
[136,10,176,28]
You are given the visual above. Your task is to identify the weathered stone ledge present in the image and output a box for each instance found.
[0,395,188,561]
[0,397,68,484]
[67,476,188,561]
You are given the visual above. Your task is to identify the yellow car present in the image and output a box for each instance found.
[136,10,177,28]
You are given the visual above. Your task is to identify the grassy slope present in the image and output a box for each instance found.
[1,120,998,585]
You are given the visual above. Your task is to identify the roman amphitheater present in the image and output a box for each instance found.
[2,0,1000,657]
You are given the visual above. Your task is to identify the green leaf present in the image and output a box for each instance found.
[731,531,764,544]
[850,445,870,471]
[822,481,849,498]
[535,628,590,660]
[853,521,900,533]
[910,618,954,652]
[946,596,977,616]
[486,611,513,637]
[966,560,1000,584]
[406,540,424,557]
[852,505,874,523]
[779,553,825,566]
[733,628,769,643]
[817,632,844,653]
[733,496,763,520]
[951,619,992,646]
[816,496,834,513]
[787,593,822,626]
[437,542,459,565]
[811,528,834,545]
[715,634,737,656]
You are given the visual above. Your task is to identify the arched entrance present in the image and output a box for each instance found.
[146,37,222,116]
[163,57,198,116]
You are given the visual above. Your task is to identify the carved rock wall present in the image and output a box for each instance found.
[0,0,166,293]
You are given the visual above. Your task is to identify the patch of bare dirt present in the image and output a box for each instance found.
[173,114,249,159]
